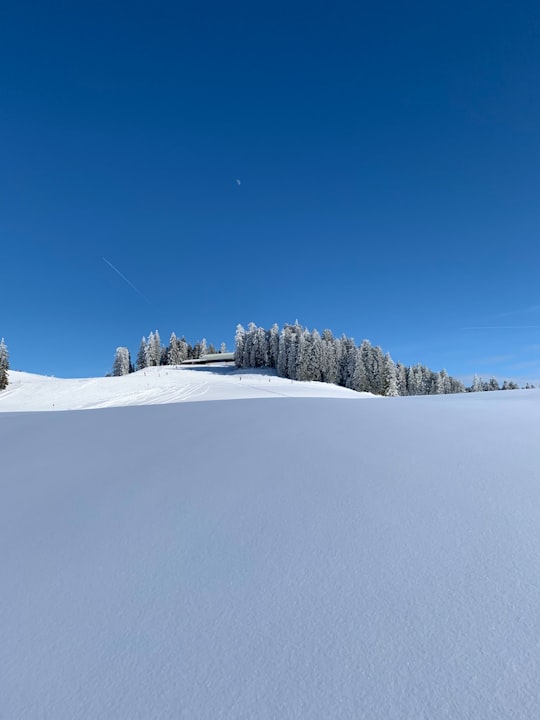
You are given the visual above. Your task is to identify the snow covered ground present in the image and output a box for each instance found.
[2,373,540,718]
[0,365,366,412]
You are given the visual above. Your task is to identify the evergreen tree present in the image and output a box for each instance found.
[339,335,357,389]
[295,329,309,381]
[112,347,131,376]
[167,333,182,365]
[351,347,367,392]
[449,377,466,394]
[306,329,323,382]
[406,365,416,395]
[360,340,378,393]
[355,340,372,393]
[370,346,385,395]
[287,333,298,380]
[144,331,156,366]
[251,326,268,367]
[243,322,257,366]
[277,325,292,377]
[439,369,451,394]
[383,353,399,396]
[192,341,201,359]
[146,332,155,366]
[407,365,425,396]
[268,323,280,369]
[151,331,162,366]
[414,364,427,396]
[396,362,408,396]
[136,336,148,370]
[0,338,9,390]
[471,374,483,392]
[321,332,339,385]
[234,324,246,367]
[178,337,189,362]
[160,347,168,365]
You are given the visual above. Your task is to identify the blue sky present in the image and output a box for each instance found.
[2,1,540,381]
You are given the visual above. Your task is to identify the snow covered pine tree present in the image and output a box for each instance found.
[112,347,132,376]
[0,338,8,390]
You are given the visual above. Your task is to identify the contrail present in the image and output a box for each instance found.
[462,325,540,330]
[103,257,150,303]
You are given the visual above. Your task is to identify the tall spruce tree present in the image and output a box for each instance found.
[396,362,408,396]
[268,324,280,369]
[287,333,298,380]
[295,329,309,381]
[353,342,371,392]
[136,336,148,370]
[471,374,483,392]
[146,331,162,366]
[359,340,374,393]
[112,347,131,376]
[243,323,257,366]
[167,333,182,365]
[277,325,292,377]
[307,329,323,382]
[178,337,189,362]
[234,324,246,368]
[0,338,9,390]
[439,369,451,394]
[338,335,357,389]
[383,353,399,396]
[321,331,339,385]
[252,326,268,367]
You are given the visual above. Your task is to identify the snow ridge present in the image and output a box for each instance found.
[0,366,368,412]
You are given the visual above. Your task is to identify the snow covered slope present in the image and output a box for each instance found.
[2,389,540,718]
[0,366,365,411]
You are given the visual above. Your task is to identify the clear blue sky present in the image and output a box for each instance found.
[2,1,540,381]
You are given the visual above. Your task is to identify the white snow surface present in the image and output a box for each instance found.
[0,366,366,412]
[2,374,540,718]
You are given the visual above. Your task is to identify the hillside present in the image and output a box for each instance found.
[2,377,540,718]
[0,365,366,412]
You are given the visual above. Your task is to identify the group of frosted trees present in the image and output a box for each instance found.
[470,375,519,392]
[235,322,462,397]
[111,331,227,376]
[109,322,525,395]
[0,338,9,390]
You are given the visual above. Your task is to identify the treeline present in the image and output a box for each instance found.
[111,331,227,376]
[109,323,529,397]
[234,322,463,396]
[470,375,521,391]
[234,322,523,396]
[0,338,9,390]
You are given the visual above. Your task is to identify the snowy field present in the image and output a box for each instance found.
[0,365,365,412]
[2,372,540,718]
